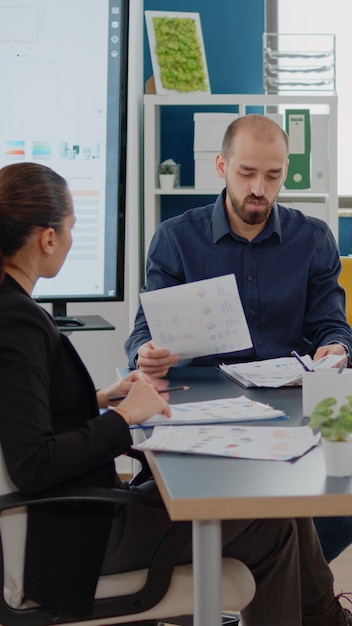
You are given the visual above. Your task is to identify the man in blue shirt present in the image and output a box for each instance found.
[125,113,352,568]
[125,114,352,377]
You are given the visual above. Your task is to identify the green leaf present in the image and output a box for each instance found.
[309,397,336,429]
[308,395,352,441]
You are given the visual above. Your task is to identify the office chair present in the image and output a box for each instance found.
[0,450,255,626]
[339,256,352,326]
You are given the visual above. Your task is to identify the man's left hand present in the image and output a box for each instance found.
[313,343,349,367]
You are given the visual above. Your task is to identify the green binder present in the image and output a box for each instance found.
[285,109,311,190]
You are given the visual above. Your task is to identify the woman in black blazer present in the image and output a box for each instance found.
[0,162,350,626]
[0,162,172,616]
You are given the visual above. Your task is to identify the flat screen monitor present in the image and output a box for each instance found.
[0,0,129,322]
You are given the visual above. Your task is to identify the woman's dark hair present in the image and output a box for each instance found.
[0,162,71,283]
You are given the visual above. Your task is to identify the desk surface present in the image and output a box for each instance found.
[119,365,303,424]
[144,366,352,521]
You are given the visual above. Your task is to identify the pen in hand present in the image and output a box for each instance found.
[291,350,315,372]
[108,385,190,403]
[338,362,345,374]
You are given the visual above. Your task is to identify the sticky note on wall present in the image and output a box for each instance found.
[285,109,311,190]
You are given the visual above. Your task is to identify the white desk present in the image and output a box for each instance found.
[142,367,352,626]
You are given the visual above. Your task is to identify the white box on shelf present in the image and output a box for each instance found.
[193,112,283,153]
[288,201,328,222]
[266,113,284,127]
[194,151,223,190]
[193,113,237,152]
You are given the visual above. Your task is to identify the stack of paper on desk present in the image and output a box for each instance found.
[219,355,345,388]
[134,395,286,429]
[135,424,321,461]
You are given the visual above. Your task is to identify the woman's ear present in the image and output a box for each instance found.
[39,227,55,256]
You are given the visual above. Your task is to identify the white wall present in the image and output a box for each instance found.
[59,0,144,390]
[62,301,130,387]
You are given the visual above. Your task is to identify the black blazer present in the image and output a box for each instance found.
[0,275,132,616]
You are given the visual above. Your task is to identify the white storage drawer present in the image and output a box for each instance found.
[194,151,223,191]
[193,112,237,152]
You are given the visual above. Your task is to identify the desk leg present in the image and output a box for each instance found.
[193,519,222,626]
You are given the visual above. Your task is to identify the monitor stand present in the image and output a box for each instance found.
[52,300,115,332]
[53,300,85,328]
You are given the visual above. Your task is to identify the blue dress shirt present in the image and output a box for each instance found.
[125,190,352,368]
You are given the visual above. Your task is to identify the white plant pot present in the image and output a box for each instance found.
[322,438,352,477]
[159,174,175,190]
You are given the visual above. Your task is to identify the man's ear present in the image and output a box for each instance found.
[282,158,289,186]
[215,153,226,179]
[39,227,55,256]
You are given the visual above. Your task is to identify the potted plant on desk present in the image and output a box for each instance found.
[309,396,352,477]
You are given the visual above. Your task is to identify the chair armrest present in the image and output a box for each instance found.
[0,485,165,513]
[126,448,153,485]
[0,485,188,623]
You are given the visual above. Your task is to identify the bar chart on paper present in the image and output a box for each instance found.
[158,331,194,345]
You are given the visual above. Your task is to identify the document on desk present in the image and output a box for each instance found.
[133,395,286,429]
[219,355,345,388]
[140,274,252,359]
[135,425,321,461]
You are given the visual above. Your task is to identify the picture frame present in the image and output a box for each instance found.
[145,10,211,95]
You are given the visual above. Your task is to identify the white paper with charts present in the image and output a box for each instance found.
[219,354,345,388]
[139,274,252,359]
[135,425,321,461]
[133,395,286,429]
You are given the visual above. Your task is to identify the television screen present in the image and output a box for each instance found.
[0,0,129,317]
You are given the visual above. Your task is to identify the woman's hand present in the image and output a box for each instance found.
[115,379,172,426]
[96,370,170,408]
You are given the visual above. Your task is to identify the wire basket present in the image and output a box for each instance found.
[263,33,336,93]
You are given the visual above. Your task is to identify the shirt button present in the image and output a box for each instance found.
[247,275,253,281]
[256,340,262,346]
[250,310,256,316]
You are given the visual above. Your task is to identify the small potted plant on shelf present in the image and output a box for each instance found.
[159,162,175,190]
[309,396,352,476]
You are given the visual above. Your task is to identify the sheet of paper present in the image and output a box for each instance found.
[220,354,345,388]
[140,274,252,359]
[136,424,321,461]
[136,395,286,428]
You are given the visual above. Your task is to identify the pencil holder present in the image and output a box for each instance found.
[302,368,352,417]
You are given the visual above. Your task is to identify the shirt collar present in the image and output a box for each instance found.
[212,191,282,243]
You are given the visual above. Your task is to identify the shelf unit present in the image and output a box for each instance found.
[144,93,338,254]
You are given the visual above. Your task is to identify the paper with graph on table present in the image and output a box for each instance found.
[219,354,345,388]
[134,395,287,429]
[135,424,321,461]
[139,274,252,359]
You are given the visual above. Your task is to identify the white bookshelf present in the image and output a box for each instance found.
[143,93,338,254]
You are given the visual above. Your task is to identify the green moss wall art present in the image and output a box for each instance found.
[145,11,211,94]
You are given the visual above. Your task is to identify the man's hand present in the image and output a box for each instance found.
[136,341,179,378]
[313,343,349,368]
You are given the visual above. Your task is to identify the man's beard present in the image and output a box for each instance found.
[227,191,273,225]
